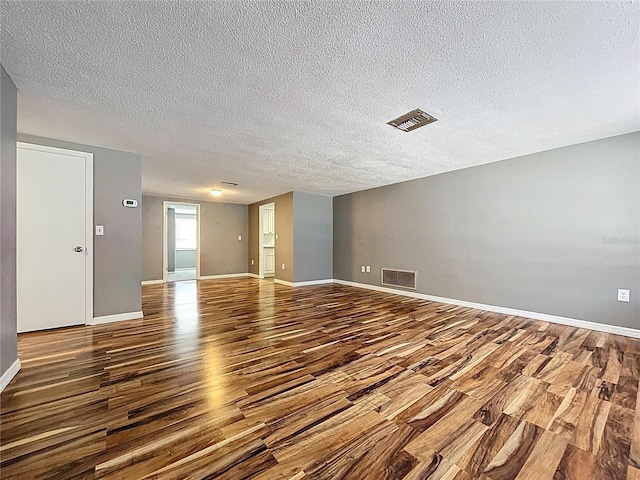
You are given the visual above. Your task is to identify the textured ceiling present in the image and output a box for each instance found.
[2,1,639,204]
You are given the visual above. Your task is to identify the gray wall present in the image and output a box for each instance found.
[249,192,294,282]
[175,250,196,269]
[18,134,143,317]
[293,192,333,282]
[334,132,640,328]
[142,195,248,280]
[249,192,333,283]
[1,65,18,379]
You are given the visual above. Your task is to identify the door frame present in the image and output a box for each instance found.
[162,201,200,282]
[16,142,94,327]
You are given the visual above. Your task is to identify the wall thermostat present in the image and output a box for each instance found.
[122,199,138,208]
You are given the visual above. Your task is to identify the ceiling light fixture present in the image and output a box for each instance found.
[387,109,438,132]
[210,189,222,196]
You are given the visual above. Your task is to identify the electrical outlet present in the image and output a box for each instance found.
[281,264,285,270]
[251,260,254,265]
[361,266,365,272]
[95,225,104,236]
[618,289,630,302]
[366,266,371,273]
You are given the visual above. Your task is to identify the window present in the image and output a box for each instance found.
[175,215,197,250]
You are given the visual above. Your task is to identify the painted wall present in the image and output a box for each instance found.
[334,132,640,328]
[175,250,197,269]
[142,195,248,280]
[293,192,333,282]
[249,192,333,283]
[17,134,143,317]
[249,192,294,282]
[0,65,18,380]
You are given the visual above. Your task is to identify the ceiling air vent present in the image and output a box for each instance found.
[221,181,238,186]
[381,268,417,290]
[387,109,437,132]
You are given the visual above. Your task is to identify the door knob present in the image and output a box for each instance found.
[74,246,84,253]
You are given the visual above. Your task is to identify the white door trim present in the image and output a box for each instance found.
[163,201,200,283]
[16,142,94,326]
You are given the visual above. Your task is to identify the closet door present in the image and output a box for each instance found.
[17,143,93,332]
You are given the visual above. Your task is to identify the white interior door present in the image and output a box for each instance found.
[264,250,275,274]
[17,143,93,332]
[262,206,275,275]
[267,209,275,234]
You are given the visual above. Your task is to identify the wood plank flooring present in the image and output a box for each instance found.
[1,278,640,479]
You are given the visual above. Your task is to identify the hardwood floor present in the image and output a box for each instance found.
[2,278,640,479]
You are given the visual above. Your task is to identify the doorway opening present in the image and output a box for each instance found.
[258,202,275,278]
[163,202,200,283]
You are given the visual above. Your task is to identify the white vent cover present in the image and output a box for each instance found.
[387,109,438,132]
[381,268,417,290]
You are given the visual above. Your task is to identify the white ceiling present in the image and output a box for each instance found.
[2,1,639,204]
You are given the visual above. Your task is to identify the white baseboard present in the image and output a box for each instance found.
[89,311,144,325]
[274,278,334,287]
[248,273,263,279]
[293,279,335,286]
[333,279,640,339]
[141,279,164,285]
[0,359,21,393]
[198,273,249,280]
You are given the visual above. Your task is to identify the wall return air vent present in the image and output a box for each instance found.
[381,268,417,290]
[387,109,437,132]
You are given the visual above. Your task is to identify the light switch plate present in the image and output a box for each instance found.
[95,225,104,236]
[238,235,242,240]
[361,266,365,272]
[281,264,285,270]
[366,266,371,272]
[251,260,255,265]
[618,289,630,302]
